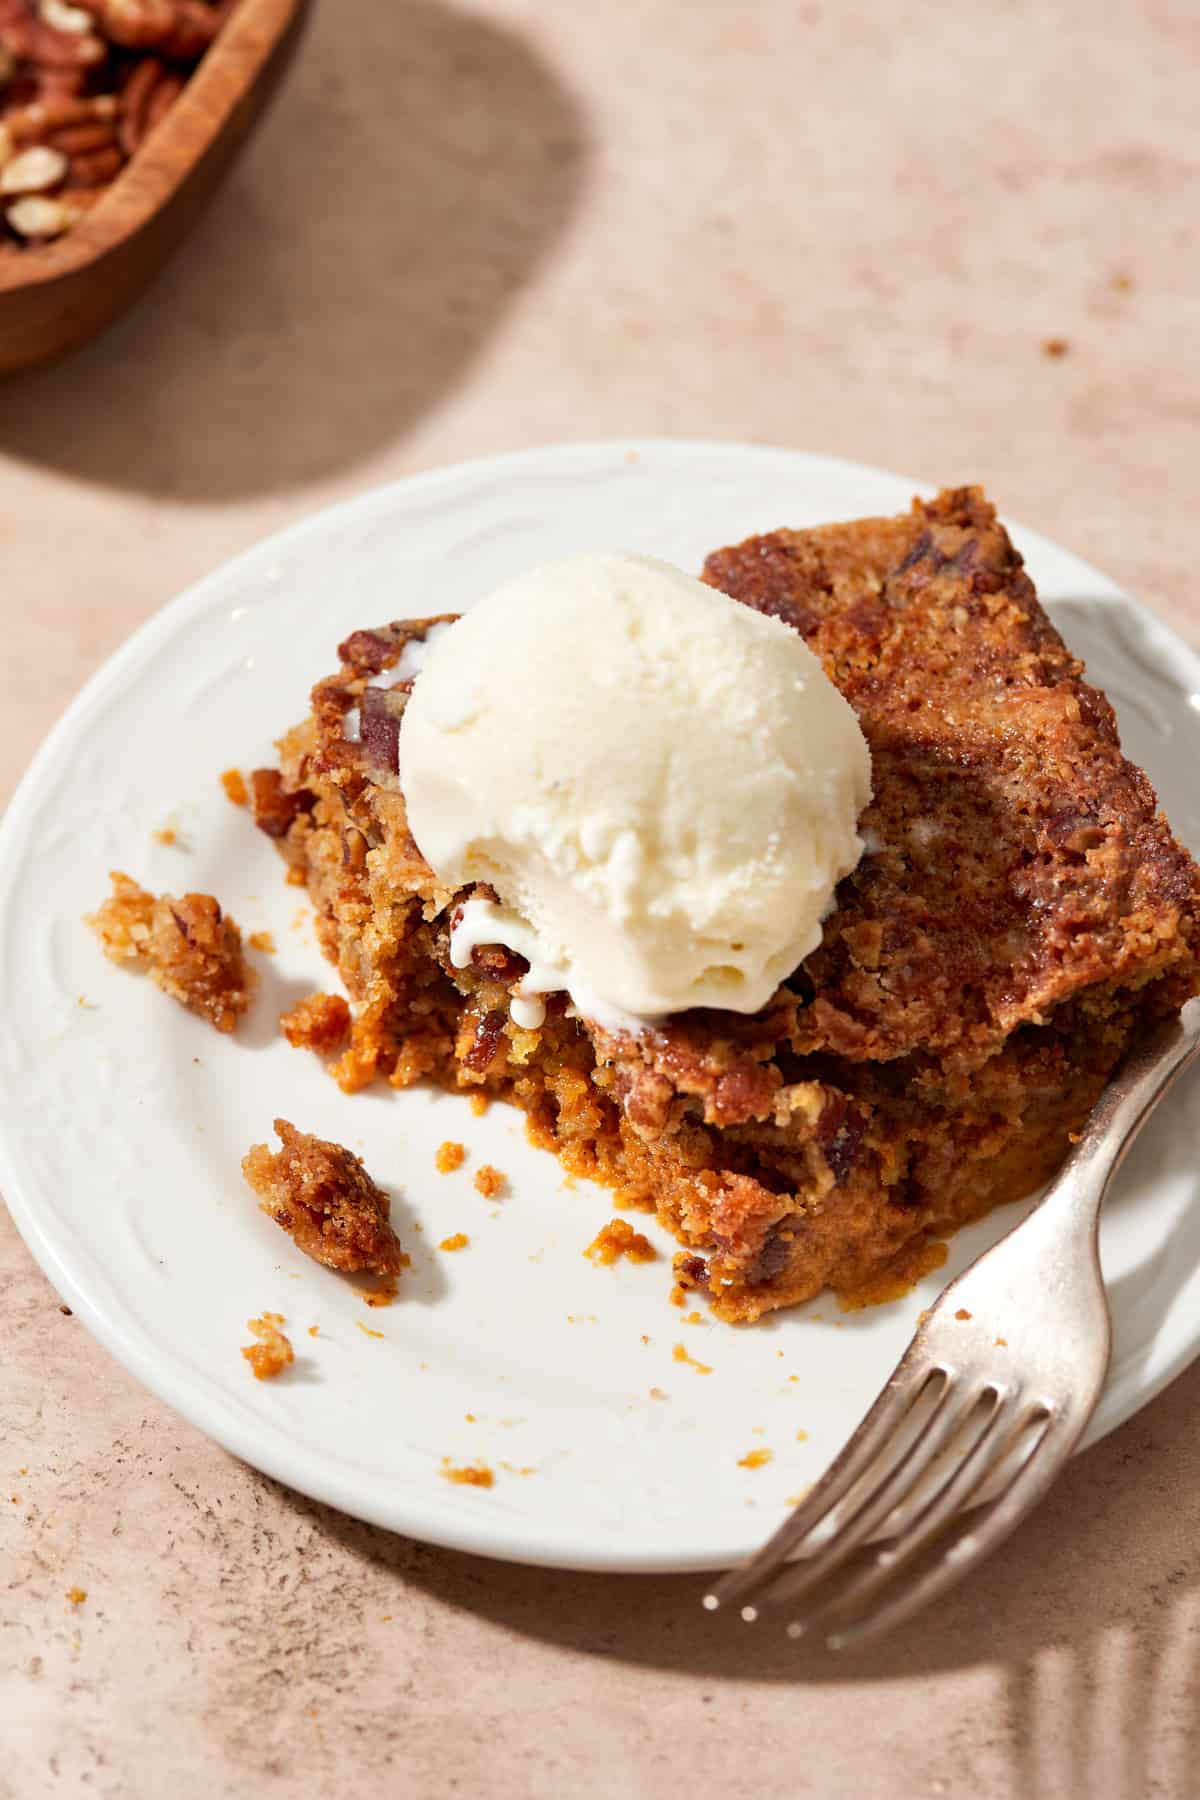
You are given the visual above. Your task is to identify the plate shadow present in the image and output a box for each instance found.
[0,0,589,501]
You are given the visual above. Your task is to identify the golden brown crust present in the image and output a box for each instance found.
[242,1119,403,1277]
[86,871,254,1034]
[703,486,1200,1069]
[247,491,1200,1321]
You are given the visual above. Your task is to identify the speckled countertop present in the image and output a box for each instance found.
[2,2,1199,1795]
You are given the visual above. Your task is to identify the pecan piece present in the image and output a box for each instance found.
[462,1010,506,1073]
[0,142,67,192]
[359,686,402,775]
[75,0,220,61]
[242,1119,404,1278]
[816,1092,868,1186]
[249,767,314,840]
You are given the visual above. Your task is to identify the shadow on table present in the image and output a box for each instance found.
[274,1353,1200,1796]
[0,0,588,501]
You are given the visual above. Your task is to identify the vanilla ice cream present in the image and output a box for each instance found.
[398,552,871,1031]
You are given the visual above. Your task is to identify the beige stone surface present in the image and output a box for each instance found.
[2,0,1199,1794]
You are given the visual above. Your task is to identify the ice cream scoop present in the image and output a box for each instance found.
[398,551,871,1031]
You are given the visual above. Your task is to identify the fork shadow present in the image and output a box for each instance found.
[0,0,589,500]
[264,1350,1200,1791]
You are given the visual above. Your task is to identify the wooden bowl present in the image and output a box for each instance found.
[0,0,310,377]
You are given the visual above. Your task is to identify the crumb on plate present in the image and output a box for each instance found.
[241,1313,293,1380]
[439,1232,469,1252]
[242,1119,403,1276]
[280,992,351,1056]
[473,1164,506,1199]
[87,872,254,1034]
[436,1141,466,1174]
[440,1459,494,1488]
[584,1218,657,1265]
[220,768,249,807]
[673,1343,712,1375]
[737,1449,773,1469]
[363,1279,399,1307]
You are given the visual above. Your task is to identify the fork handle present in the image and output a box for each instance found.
[1050,996,1200,1230]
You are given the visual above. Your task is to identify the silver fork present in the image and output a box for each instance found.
[703,997,1200,1650]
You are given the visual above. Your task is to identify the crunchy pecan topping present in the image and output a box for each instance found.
[359,687,402,775]
[249,768,314,840]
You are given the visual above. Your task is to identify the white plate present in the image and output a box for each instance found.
[2,441,1199,1574]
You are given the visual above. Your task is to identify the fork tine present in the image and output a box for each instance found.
[750,1381,1004,1618]
[702,1360,947,1617]
[803,1406,1058,1650]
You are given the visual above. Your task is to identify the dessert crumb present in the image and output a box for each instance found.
[363,1281,398,1308]
[995,1336,1008,1347]
[673,1343,713,1375]
[464,1412,476,1422]
[220,769,248,807]
[584,1218,657,1265]
[469,1093,489,1117]
[243,1120,403,1276]
[241,1313,293,1380]
[649,1386,667,1400]
[356,1321,385,1340]
[955,1308,972,1321]
[473,1164,506,1199]
[796,1429,808,1441]
[669,1285,686,1308]
[87,872,254,1035]
[248,931,276,954]
[440,1459,494,1489]
[436,1141,467,1174]
[280,992,351,1056]
[308,1325,320,1338]
[152,826,177,846]
[737,1449,773,1470]
[439,1232,470,1252]
[66,1587,87,1607]
[1042,336,1069,358]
